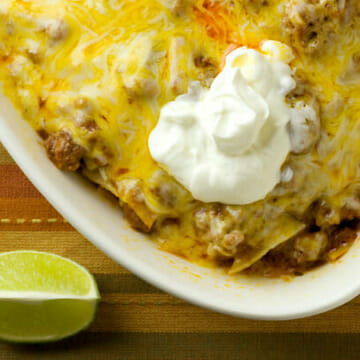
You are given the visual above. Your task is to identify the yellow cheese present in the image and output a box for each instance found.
[1,0,360,272]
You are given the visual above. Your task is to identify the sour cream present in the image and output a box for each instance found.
[149,41,298,205]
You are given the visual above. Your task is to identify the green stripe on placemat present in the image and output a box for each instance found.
[1,333,359,360]
[94,273,164,294]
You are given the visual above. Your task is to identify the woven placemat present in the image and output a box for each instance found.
[1,142,360,359]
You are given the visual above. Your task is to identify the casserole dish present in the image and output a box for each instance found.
[1,91,360,320]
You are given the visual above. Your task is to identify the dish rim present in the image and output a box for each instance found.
[2,96,360,320]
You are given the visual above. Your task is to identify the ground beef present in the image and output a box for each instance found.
[288,101,320,154]
[72,97,96,127]
[315,195,360,227]
[326,225,357,261]
[46,20,69,42]
[123,77,159,98]
[44,130,86,171]
[245,222,358,278]
[243,0,269,8]
[151,182,178,208]
[286,79,321,154]
[193,53,218,86]
[292,231,328,263]
[284,0,347,53]
[122,203,153,233]
[315,200,341,227]
[163,0,189,16]
[208,230,245,258]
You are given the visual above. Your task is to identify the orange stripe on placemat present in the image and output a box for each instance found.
[0,165,41,198]
[0,198,72,231]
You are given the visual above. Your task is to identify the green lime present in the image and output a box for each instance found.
[0,250,100,343]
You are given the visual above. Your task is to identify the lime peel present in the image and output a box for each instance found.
[0,251,100,343]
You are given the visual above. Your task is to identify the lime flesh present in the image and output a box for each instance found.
[0,251,100,343]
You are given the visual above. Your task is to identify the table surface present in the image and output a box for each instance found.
[1,142,360,359]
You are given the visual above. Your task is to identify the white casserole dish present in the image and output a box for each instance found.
[1,91,360,320]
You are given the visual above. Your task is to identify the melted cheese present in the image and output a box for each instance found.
[1,0,360,273]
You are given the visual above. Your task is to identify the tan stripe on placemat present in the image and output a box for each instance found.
[89,294,360,334]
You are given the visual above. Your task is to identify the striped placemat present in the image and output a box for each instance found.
[1,142,360,359]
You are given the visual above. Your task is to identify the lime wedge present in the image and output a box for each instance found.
[0,250,100,343]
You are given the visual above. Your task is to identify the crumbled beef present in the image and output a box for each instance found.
[288,101,321,154]
[243,0,269,8]
[292,231,328,263]
[245,223,358,278]
[46,20,69,42]
[44,130,85,171]
[284,0,348,53]
[122,203,152,233]
[163,0,189,16]
[287,79,321,154]
[123,77,159,98]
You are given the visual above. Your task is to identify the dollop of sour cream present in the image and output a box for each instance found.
[148,41,298,205]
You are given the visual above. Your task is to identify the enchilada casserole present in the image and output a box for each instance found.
[1,0,360,277]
